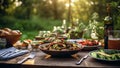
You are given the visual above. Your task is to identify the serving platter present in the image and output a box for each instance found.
[40,48,81,57]
[76,39,101,51]
[39,41,82,57]
[82,45,101,51]
[89,49,120,61]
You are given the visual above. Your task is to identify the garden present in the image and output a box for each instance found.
[0,0,120,41]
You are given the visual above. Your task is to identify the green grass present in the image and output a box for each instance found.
[20,31,39,41]
[0,15,63,40]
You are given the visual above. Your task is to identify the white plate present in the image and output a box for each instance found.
[67,39,84,43]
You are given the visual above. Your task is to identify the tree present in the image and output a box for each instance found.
[0,0,15,16]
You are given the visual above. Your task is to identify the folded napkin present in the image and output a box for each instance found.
[0,47,29,60]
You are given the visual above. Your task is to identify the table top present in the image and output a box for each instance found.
[0,50,120,68]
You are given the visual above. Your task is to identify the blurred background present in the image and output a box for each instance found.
[0,0,120,40]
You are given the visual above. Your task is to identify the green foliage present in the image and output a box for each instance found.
[0,0,119,40]
[0,16,16,28]
[0,15,62,30]
[21,31,38,41]
[83,12,104,40]
[108,0,120,30]
[0,15,62,39]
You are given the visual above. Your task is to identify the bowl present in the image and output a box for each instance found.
[0,34,22,45]
[82,45,100,51]
[39,43,82,57]
[40,49,81,57]
[35,36,45,40]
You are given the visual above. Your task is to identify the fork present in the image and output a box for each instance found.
[17,52,35,64]
[76,54,89,65]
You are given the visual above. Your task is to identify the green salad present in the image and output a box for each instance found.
[90,49,120,61]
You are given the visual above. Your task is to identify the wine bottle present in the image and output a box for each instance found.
[104,3,113,49]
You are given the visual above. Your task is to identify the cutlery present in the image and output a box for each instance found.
[76,54,89,65]
[17,52,35,64]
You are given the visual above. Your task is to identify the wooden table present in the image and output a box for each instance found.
[0,51,120,68]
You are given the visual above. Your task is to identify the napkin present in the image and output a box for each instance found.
[0,47,29,60]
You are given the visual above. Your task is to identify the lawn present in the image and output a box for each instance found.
[0,15,63,40]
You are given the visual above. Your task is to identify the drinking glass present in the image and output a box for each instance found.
[108,30,120,49]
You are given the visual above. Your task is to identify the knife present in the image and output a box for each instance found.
[76,54,89,65]
[17,52,35,64]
